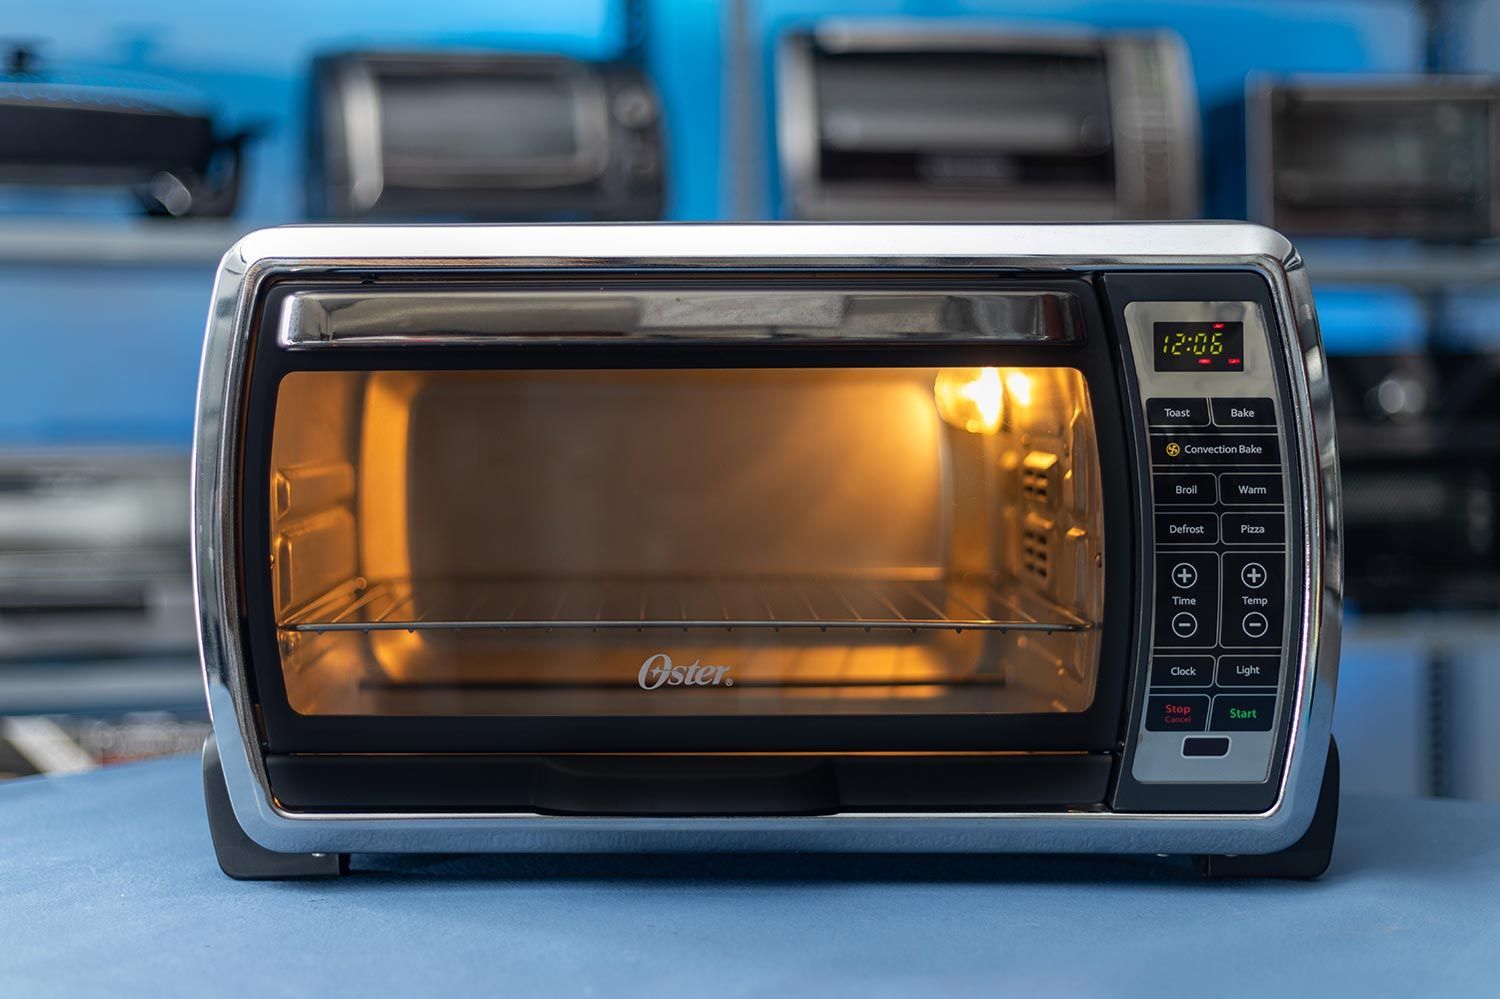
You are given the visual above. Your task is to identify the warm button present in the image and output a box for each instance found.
[1219,473,1284,506]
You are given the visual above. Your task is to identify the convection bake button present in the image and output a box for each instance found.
[1147,398,1210,427]
[1221,512,1286,545]
[1210,397,1276,427]
[1219,472,1284,506]
[1150,434,1280,467]
[1210,695,1276,732]
[1153,473,1217,506]
[1156,513,1219,545]
[1150,655,1214,688]
[1145,694,1211,732]
[1217,655,1282,688]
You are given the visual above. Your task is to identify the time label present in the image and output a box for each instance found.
[1153,321,1245,373]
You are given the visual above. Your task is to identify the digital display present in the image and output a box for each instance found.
[1153,321,1245,372]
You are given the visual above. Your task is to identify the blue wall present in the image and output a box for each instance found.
[0,0,1452,445]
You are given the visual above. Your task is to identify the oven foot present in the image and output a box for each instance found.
[202,737,347,880]
[1193,737,1339,880]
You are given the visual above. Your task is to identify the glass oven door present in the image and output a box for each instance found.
[242,281,1133,755]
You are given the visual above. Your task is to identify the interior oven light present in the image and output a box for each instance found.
[934,367,1010,434]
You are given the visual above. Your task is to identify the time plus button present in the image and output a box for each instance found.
[1155,553,1218,648]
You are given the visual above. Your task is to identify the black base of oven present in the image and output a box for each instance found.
[1194,738,1339,881]
[202,739,345,881]
[202,738,1339,880]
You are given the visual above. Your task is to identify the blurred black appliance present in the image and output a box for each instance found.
[307,51,664,220]
[0,450,194,659]
[1330,352,1500,611]
[1250,78,1500,240]
[0,45,248,217]
[776,22,1199,221]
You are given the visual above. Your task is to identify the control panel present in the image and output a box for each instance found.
[1123,301,1295,785]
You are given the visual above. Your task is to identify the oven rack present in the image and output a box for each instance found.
[282,574,1093,636]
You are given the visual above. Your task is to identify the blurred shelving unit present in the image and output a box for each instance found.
[0,219,248,267]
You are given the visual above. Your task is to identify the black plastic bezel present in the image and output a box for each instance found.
[1101,271,1307,814]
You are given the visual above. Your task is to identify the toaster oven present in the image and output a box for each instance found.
[195,223,1341,880]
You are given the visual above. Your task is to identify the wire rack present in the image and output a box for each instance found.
[282,574,1092,636]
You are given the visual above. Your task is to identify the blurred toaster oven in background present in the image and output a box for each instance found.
[0,450,192,659]
[1329,352,1500,611]
[306,50,665,221]
[1249,77,1500,239]
[776,22,1199,221]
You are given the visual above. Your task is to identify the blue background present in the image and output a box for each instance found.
[0,0,1460,446]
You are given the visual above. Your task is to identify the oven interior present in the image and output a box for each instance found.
[266,365,1104,718]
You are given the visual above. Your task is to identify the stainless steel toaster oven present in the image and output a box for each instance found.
[195,223,1341,880]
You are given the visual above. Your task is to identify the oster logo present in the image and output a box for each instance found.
[637,653,734,690]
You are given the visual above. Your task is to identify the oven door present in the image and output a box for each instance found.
[239,279,1138,810]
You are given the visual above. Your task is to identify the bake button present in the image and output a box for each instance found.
[1219,472,1283,506]
[1147,398,1210,427]
[1221,513,1285,545]
[1156,513,1219,545]
[1150,655,1214,687]
[1210,397,1276,427]
[1146,694,1211,732]
[1211,695,1276,732]
[1218,655,1282,688]
[1153,473,1217,506]
[1182,736,1232,758]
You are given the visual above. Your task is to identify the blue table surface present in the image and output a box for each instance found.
[4,755,1500,998]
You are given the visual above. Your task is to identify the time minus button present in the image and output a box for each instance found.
[1155,513,1219,545]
